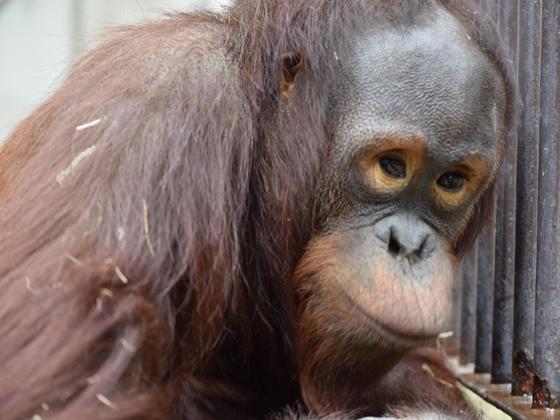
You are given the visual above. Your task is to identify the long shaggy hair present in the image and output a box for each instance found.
[0,1,515,418]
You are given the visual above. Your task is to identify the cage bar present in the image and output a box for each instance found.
[473,0,499,378]
[475,208,495,374]
[512,0,542,397]
[533,0,560,409]
[491,0,518,385]
[460,245,478,365]
[449,266,463,355]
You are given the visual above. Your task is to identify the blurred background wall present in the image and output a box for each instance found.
[0,0,231,141]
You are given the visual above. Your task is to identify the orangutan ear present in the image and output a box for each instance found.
[280,52,304,97]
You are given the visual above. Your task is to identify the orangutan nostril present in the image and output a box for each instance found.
[376,215,435,263]
[388,229,402,256]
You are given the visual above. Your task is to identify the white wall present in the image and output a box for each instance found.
[0,0,231,141]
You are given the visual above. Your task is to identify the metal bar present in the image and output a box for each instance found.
[460,245,478,365]
[475,205,496,374]
[491,0,518,385]
[512,0,542,397]
[448,266,463,356]
[533,0,560,409]
[473,0,500,378]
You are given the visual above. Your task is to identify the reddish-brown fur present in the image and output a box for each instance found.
[0,1,515,419]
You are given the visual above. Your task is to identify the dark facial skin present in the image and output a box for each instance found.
[314,5,506,337]
[320,6,505,233]
[294,4,506,413]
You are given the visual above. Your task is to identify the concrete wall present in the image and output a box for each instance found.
[0,0,230,141]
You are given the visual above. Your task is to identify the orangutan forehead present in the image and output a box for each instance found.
[330,3,506,156]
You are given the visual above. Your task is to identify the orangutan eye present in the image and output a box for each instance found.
[437,172,467,192]
[379,155,406,179]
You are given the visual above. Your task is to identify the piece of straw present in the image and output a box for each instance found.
[96,394,116,409]
[421,363,455,388]
[120,338,136,352]
[115,267,129,285]
[76,118,102,131]
[100,288,114,298]
[142,199,155,256]
[65,253,83,266]
[56,145,97,185]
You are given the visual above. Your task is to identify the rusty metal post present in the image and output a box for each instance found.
[491,0,517,385]
[533,0,560,409]
[512,0,542,397]
[460,245,478,365]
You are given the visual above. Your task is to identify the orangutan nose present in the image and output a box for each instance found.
[375,214,436,262]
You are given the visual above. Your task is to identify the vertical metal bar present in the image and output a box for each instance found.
[491,0,518,385]
[474,0,498,376]
[512,0,542,397]
[533,0,560,409]
[448,269,463,356]
[475,210,495,374]
[460,245,478,365]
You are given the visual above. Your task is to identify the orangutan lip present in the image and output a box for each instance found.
[365,312,438,347]
[338,287,437,348]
